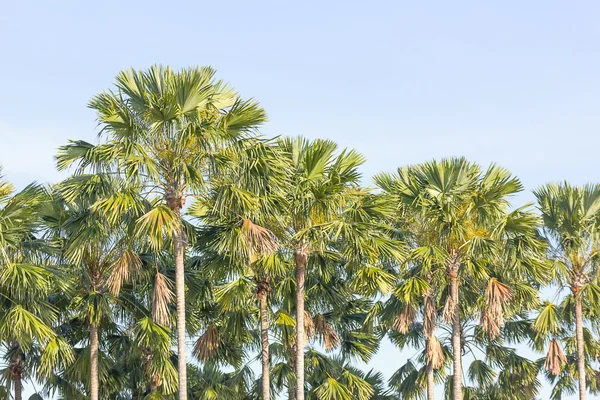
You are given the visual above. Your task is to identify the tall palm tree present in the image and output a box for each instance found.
[272,137,403,400]
[534,182,600,400]
[41,177,144,400]
[56,65,267,400]
[0,168,73,400]
[371,182,448,400]
[189,138,284,400]
[532,299,600,400]
[376,158,546,400]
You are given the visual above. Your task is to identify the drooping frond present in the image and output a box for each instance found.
[480,278,513,339]
[193,324,220,362]
[392,303,416,334]
[152,271,174,326]
[544,338,567,376]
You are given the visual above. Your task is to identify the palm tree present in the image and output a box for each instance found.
[532,299,600,399]
[271,137,404,400]
[534,182,600,400]
[371,183,448,400]
[189,138,284,399]
[56,65,267,400]
[40,177,145,400]
[379,263,447,400]
[535,182,600,399]
[0,168,73,400]
[376,158,547,400]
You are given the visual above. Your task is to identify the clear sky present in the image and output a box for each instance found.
[1,1,599,398]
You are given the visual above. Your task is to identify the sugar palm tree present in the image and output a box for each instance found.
[370,184,448,400]
[532,298,600,400]
[534,182,600,400]
[272,137,404,400]
[40,177,145,400]
[376,158,547,400]
[379,262,447,400]
[189,138,285,399]
[0,168,73,400]
[56,65,267,400]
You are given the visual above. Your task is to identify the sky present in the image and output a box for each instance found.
[1,1,599,398]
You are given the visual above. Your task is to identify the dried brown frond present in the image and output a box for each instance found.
[108,249,142,295]
[314,314,340,352]
[544,338,567,376]
[393,303,416,334]
[427,335,445,370]
[193,324,220,362]
[480,278,513,339]
[242,218,278,261]
[423,293,437,339]
[442,295,456,325]
[152,272,174,326]
[304,310,314,341]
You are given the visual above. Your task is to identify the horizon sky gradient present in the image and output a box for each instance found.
[2,1,599,398]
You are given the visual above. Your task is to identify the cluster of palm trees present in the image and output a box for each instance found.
[1,65,599,400]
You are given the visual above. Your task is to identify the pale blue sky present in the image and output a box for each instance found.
[1,1,599,398]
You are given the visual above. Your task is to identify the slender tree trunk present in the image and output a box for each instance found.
[287,346,296,400]
[90,324,99,400]
[143,347,160,394]
[425,342,435,400]
[575,295,587,400]
[258,290,271,400]
[14,374,22,400]
[9,343,23,400]
[174,226,188,400]
[450,272,462,400]
[294,247,307,400]
[423,277,436,400]
[167,191,188,400]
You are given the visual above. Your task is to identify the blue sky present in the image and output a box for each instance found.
[1,1,599,398]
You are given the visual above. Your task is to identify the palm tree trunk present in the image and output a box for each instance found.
[294,248,307,400]
[450,272,462,400]
[14,374,22,400]
[174,226,188,400]
[258,290,270,400]
[90,324,99,400]
[287,346,296,400]
[425,343,435,400]
[9,343,23,400]
[423,277,436,400]
[575,295,587,400]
